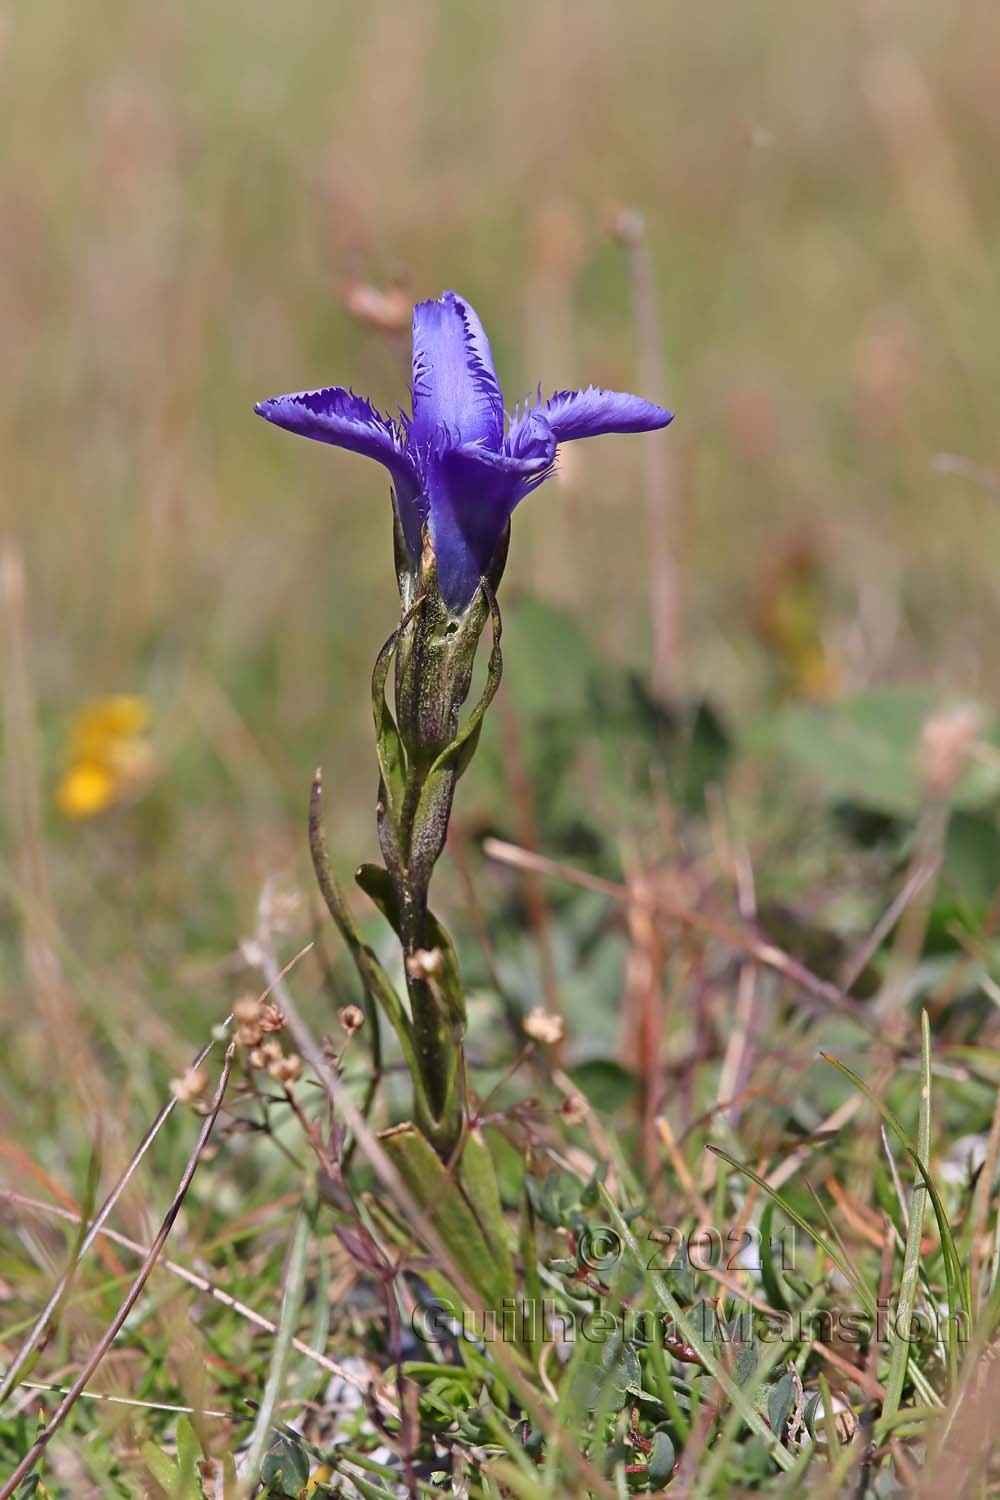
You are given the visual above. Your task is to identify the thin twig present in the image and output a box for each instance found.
[17,1381,234,1420]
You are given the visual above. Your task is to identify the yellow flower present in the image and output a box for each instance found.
[56,761,117,818]
[56,695,155,819]
[70,695,150,753]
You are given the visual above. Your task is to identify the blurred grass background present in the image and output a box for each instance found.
[4,0,1000,1186]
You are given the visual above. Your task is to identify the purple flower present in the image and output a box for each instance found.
[255,291,673,611]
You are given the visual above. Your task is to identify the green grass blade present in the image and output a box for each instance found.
[881,1009,932,1427]
[819,1048,971,1324]
[705,1146,876,1317]
[241,1188,313,1489]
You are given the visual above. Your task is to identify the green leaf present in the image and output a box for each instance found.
[370,612,412,827]
[572,1338,639,1413]
[755,690,999,817]
[767,1371,795,1440]
[379,1122,514,1308]
[261,1430,310,1495]
[732,1328,760,1388]
[802,1390,823,1441]
[140,1443,183,1497]
[648,1428,676,1485]
[175,1415,201,1484]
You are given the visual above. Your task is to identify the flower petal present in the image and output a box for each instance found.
[410,292,504,451]
[426,440,555,610]
[255,386,418,494]
[528,386,673,444]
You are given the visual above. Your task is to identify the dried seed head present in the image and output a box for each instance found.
[261,1038,283,1063]
[170,1067,209,1104]
[247,1048,267,1071]
[561,1093,588,1127]
[523,1007,565,1046]
[918,704,982,796]
[258,1002,285,1034]
[268,1052,303,1085]
[235,1023,263,1049]
[233,995,263,1026]
[406,947,444,979]
[339,1004,365,1034]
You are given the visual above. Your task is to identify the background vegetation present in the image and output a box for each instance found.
[3,0,1000,1493]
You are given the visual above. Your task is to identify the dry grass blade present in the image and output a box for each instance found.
[0,1187,384,1404]
[0,952,309,1413]
[0,1043,236,1500]
[0,1027,224,1409]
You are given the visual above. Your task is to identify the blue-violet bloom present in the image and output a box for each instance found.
[255,290,673,611]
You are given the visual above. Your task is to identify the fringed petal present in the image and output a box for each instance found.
[255,386,419,495]
[410,292,505,452]
[532,385,673,443]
